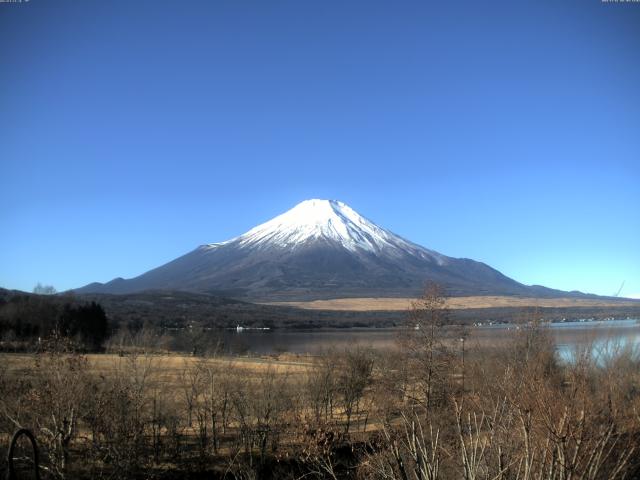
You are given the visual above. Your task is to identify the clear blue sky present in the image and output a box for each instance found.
[1,0,638,298]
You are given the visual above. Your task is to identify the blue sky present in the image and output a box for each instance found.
[1,0,639,297]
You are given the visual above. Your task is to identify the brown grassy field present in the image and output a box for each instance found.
[265,295,640,311]
[1,352,314,381]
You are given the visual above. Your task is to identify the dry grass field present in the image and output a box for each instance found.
[1,351,314,383]
[266,295,640,311]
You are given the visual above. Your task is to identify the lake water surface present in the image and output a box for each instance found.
[221,319,640,359]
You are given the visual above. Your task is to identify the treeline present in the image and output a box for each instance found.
[55,290,640,330]
[3,288,639,344]
[0,292,109,350]
[77,290,404,330]
[1,287,640,479]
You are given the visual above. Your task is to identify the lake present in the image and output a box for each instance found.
[220,319,640,360]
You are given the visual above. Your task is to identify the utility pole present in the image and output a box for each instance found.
[460,337,465,396]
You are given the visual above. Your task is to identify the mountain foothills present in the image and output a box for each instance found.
[78,199,599,301]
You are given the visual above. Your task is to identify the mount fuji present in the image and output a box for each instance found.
[77,199,570,300]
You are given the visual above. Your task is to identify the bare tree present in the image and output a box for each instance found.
[336,347,374,433]
[402,282,453,409]
[305,349,339,426]
[33,283,57,295]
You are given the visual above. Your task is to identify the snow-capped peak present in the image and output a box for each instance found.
[206,199,446,263]
[237,199,390,252]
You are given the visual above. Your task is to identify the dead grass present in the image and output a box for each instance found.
[265,295,639,311]
[1,352,314,384]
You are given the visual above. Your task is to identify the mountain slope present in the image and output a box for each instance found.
[76,199,574,300]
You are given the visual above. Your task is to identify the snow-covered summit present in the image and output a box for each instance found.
[206,199,445,262]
